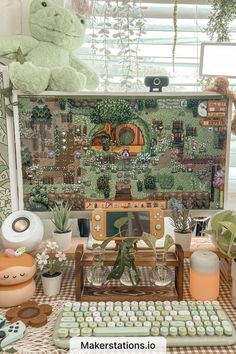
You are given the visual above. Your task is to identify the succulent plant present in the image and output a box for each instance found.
[51,202,71,234]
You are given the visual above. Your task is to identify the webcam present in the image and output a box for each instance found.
[144,76,169,92]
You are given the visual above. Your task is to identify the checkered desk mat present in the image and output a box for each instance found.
[0,260,235,354]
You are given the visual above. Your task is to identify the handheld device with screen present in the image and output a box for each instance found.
[91,208,164,241]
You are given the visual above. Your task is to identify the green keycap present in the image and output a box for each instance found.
[98,322,106,327]
[117,322,124,327]
[62,312,74,317]
[151,327,159,336]
[89,322,97,329]
[69,328,80,337]
[170,321,185,328]
[75,312,83,317]
[222,320,233,335]
[60,322,78,328]
[61,317,75,322]
[217,310,227,321]
[174,316,192,321]
[81,328,92,337]
[94,326,149,337]
[57,328,69,338]
[169,327,177,336]
[80,322,88,328]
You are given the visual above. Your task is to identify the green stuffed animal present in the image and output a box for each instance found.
[0,0,99,94]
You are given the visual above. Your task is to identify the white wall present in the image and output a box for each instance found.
[0,0,65,36]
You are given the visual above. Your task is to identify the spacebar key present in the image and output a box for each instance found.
[94,327,150,337]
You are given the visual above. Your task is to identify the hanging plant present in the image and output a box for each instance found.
[172,0,178,71]
[205,0,236,42]
[90,0,146,91]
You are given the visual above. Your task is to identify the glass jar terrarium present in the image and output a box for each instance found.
[119,248,141,287]
[87,249,109,287]
[151,251,172,287]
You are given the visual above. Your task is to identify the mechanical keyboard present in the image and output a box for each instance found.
[53,300,236,348]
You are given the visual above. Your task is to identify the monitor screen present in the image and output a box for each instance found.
[199,42,236,78]
[15,92,230,211]
[106,211,150,237]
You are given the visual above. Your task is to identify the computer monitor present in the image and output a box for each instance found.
[11,91,231,212]
[199,42,236,78]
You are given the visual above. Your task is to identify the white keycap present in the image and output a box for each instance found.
[186,321,194,327]
[94,317,102,323]
[130,316,138,322]
[144,321,152,327]
[85,317,93,323]
[179,310,190,316]
[107,322,115,327]
[170,310,177,316]
[206,326,215,336]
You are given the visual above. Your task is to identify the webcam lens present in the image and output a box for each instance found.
[153,78,161,86]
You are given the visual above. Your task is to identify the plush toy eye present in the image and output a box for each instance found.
[80,19,85,24]
[41,2,47,7]
[20,273,25,277]
[4,275,9,279]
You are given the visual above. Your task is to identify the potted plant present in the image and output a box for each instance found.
[51,202,72,251]
[36,240,67,296]
[206,210,236,306]
[168,198,195,251]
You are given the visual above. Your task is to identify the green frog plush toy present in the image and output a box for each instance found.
[0,0,99,94]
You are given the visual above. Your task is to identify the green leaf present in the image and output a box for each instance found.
[219,221,236,237]
[16,47,26,64]
[0,86,13,98]
[114,216,129,230]
[4,348,18,353]
[141,232,156,250]
[164,234,175,251]
[211,210,233,231]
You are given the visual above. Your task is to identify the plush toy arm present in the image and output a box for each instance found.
[0,36,38,59]
[70,55,99,90]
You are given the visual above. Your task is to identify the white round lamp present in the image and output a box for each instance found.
[1,211,44,252]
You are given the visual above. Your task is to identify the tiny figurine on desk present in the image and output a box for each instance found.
[0,0,99,94]
[36,240,67,296]
[206,210,236,306]
[0,248,36,308]
[51,202,72,251]
[168,198,195,251]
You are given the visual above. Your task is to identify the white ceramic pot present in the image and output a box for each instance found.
[231,259,236,307]
[174,230,192,252]
[53,231,72,251]
[41,272,62,296]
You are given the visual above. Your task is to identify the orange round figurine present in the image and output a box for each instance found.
[0,248,36,307]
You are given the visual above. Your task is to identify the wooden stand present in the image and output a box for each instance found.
[75,244,184,301]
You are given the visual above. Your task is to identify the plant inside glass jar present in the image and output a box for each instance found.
[142,233,175,286]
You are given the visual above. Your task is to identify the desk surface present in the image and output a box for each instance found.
[0,237,231,354]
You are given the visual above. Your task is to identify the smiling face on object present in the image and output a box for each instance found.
[0,253,36,286]
[29,0,87,50]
